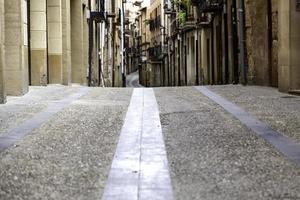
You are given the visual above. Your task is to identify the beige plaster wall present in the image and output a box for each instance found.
[0,0,6,103]
[30,0,47,86]
[4,0,29,96]
[47,0,63,84]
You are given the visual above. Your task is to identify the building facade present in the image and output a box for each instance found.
[0,0,104,104]
[127,0,300,93]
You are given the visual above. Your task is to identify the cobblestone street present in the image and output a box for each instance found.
[0,85,299,200]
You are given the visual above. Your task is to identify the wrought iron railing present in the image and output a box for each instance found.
[191,0,222,13]
[148,45,163,60]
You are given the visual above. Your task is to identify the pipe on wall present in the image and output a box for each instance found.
[223,0,229,84]
[238,0,247,85]
[88,0,93,86]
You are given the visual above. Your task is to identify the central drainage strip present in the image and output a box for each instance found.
[101,88,173,200]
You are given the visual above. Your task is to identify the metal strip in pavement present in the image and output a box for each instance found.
[0,87,90,152]
[102,88,174,200]
[196,86,300,165]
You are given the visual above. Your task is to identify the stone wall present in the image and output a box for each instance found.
[245,0,269,85]
[71,0,86,84]
[244,0,278,86]
[4,0,29,95]
[271,0,278,87]
[278,0,300,92]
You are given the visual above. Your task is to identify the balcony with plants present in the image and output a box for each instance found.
[191,0,223,13]
[174,0,196,30]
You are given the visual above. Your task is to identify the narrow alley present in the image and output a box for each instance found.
[0,0,300,199]
[0,85,299,199]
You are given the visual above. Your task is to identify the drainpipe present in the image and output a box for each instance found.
[223,0,229,84]
[88,0,93,86]
[27,0,31,85]
[120,0,125,87]
[195,30,199,85]
[231,0,239,84]
[211,15,215,85]
[238,0,247,85]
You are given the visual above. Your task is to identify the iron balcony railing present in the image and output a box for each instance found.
[148,45,163,61]
[149,16,161,31]
[191,0,222,13]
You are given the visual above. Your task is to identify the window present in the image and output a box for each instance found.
[297,0,300,11]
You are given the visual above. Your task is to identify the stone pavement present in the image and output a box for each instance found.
[126,71,143,88]
[0,85,299,200]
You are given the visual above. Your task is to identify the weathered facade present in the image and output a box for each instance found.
[245,0,278,86]
[0,0,103,104]
[128,0,300,94]
[101,0,124,87]
[278,0,300,93]
[136,6,151,86]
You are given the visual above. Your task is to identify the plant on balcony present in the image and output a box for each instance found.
[174,0,191,9]
[178,10,186,25]
[143,19,151,25]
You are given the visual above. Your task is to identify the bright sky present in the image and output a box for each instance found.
[142,0,150,7]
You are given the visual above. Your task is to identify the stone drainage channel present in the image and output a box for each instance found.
[101,88,174,200]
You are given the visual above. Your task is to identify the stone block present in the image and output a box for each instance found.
[47,0,61,7]
[47,6,61,22]
[30,31,47,49]
[48,22,62,39]
[30,0,46,12]
[48,54,63,84]
[30,49,47,86]
[5,70,28,96]
[30,12,46,31]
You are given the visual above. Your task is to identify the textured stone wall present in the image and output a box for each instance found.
[278,0,300,92]
[245,0,269,85]
[245,0,278,86]
[271,0,278,87]
[4,0,29,95]
[71,0,85,84]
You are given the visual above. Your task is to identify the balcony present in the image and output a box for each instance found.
[191,0,222,13]
[164,0,176,15]
[148,45,163,61]
[149,17,161,31]
[91,11,105,22]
